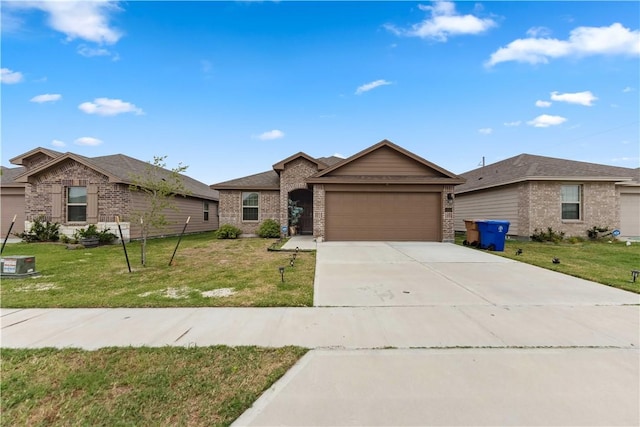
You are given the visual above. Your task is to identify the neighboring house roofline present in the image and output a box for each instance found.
[0,166,27,187]
[13,151,218,200]
[309,139,466,184]
[456,153,637,193]
[9,147,64,166]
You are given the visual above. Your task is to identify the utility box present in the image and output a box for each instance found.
[1,256,37,278]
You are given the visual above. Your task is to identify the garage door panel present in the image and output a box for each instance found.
[326,192,440,241]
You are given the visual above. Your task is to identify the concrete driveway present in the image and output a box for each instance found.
[314,241,638,307]
[3,240,639,426]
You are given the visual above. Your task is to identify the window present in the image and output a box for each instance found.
[242,192,259,221]
[67,186,87,222]
[561,185,582,220]
[203,202,209,221]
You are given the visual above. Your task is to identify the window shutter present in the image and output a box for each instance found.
[87,184,98,223]
[51,184,62,223]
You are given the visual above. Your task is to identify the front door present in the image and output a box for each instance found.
[289,189,313,235]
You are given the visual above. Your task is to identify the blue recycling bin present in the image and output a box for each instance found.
[476,220,510,251]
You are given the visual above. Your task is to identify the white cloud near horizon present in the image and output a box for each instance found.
[1,68,24,84]
[504,121,522,127]
[13,1,123,45]
[355,79,392,95]
[51,139,66,147]
[478,127,493,135]
[75,136,103,146]
[535,100,552,107]
[622,86,634,93]
[527,114,568,128]
[486,23,639,67]
[255,129,285,140]
[385,0,496,42]
[551,90,598,106]
[30,93,62,103]
[78,98,144,116]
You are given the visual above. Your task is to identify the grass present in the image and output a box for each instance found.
[456,235,640,294]
[0,346,307,426]
[1,232,315,308]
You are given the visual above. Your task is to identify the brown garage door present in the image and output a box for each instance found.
[325,192,441,241]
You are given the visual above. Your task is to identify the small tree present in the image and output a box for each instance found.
[129,156,189,266]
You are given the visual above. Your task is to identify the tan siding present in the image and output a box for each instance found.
[454,186,519,235]
[329,146,442,177]
[128,192,218,238]
[620,190,640,238]
[1,187,26,236]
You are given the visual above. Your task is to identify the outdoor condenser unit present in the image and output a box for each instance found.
[1,256,37,278]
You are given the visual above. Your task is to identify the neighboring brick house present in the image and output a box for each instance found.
[454,154,640,240]
[3,148,219,241]
[212,140,466,242]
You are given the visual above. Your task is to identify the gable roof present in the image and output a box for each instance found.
[456,153,638,193]
[272,152,330,172]
[307,139,466,185]
[211,154,346,190]
[12,150,218,200]
[9,147,63,166]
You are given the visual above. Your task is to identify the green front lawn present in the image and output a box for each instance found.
[1,232,315,308]
[456,235,640,294]
[1,346,307,426]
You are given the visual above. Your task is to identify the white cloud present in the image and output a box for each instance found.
[504,121,522,127]
[478,127,493,135]
[255,130,285,140]
[622,86,635,93]
[75,137,103,146]
[526,26,552,38]
[550,90,598,106]
[77,44,116,59]
[527,114,568,128]
[30,93,62,103]
[15,1,123,45]
[385,0,496,42]
[535,100,552,108]
[355,79,392,95]
[78,98,144,116]
[1,68,24,84]
[51,139,66,147]
[486,23,639,67]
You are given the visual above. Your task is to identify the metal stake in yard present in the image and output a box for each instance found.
[0,214,17,255]
[169,216,190,266]
[116,216,131,273]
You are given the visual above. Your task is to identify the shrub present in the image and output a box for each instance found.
[587,226,609,240]
[215,224,242,239]
[257,219,281,238]
[73,224,117,244]
[530,227,565,243]
[16,216,60,242]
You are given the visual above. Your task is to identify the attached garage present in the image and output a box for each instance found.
[620,190,640,239]
[325,191,441,241]
[308,140,466,242]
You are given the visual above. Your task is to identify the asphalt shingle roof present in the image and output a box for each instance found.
[456,153,638,193]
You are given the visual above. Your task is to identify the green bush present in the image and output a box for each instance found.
[257,219,281,238]
[530,227,565,243]
[73,224,117,244]
[16,216,60,242]
[215,224,242,239]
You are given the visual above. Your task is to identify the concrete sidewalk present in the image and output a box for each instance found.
[2,304,638,349]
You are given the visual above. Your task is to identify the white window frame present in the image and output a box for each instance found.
[203,201,210,221]
[561,184,582,221]
[242,192,259,222]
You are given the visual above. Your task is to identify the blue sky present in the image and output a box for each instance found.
[2,1,639,184]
